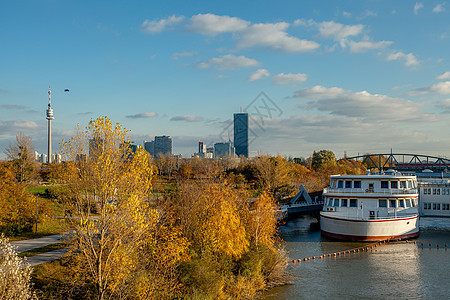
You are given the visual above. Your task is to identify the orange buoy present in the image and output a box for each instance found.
[445,244,447,248]
[298,259,302,262]
[437,244,439,248]
[312,256,315,260]
[429,243,432,247]
[292,260,296,264]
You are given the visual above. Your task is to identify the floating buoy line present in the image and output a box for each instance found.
[288,239,448,265]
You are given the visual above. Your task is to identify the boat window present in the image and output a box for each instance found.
[328,198,333,206]
[381,181,389,189]
[399,199,405,207]
[354,181,361,188]
[349,199,357,207]
[443,204,450,210]
[405,199,411,207]
[338,181,343,188]
[407,181,411,188]
[424,203,431,210]
[389,199,397,208]
[345,181,352,188]
[341,199,348,207]
[379,199,387,208]
[400,181,406,188]
[334,199,340,207]
[391,181,398,189]
[433,203,440,210]
[412,199,416,207]
[423,188,429,194]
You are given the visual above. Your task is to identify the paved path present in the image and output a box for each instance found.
[23,247,70,268]
[11,233,68,253]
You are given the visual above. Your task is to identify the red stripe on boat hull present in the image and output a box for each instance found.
[321,230,419,242]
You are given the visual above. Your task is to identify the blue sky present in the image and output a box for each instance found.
[1,1,450,159]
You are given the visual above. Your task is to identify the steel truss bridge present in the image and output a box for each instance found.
[346,153,450,172]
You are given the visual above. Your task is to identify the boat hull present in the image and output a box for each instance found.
[320,213,419,241]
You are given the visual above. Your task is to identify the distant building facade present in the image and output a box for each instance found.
[234,113,248,157]
[214,142,235,158]
[154,136,172,156]
[144,140,155,156]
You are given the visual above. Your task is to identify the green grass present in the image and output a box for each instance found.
[9,217,70,241]
[18,243,68,258]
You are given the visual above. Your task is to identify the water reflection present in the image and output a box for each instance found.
[264,217,449,299]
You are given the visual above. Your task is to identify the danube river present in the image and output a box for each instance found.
[263,217,450,299]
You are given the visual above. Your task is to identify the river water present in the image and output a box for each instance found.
[263,217,450,299]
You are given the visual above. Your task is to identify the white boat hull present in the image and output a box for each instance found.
[320,213,419,241]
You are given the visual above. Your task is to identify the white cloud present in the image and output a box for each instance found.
[237,22,319,53]
[414,3,424,15]
[346,40,393,53]
[197,54,261,70]
[188,13,249,36]
[433,3,446,13]
[0,120,39,135]
[141,15,184,33]
[171,51,195,60]
[427,81,450,94]
[343,11,352,17]
[316,21,364,40]
[437,71,450,80]
[386,51,419,67]
[170,115,204,122]
[293,85,346,99]
[126,112,158,119]
[293,85,436,123]
[272,73,308,85]
[247,69,270,82]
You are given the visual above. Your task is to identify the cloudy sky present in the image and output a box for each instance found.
[1,1,450,159]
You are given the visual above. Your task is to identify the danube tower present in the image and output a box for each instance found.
[46,85,54,163]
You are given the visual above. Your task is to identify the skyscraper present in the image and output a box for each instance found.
[154,136,172,156]
[144,140,155,156]
[234,113,248,157]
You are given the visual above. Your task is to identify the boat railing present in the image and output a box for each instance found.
[321,212,418,221]
[323,187,418,194]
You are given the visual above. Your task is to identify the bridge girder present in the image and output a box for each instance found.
[346,153,450,172]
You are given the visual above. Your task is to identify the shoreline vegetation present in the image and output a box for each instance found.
[1,117,366,299]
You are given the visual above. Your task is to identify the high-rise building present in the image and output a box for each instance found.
[234,113,248,157]
[214,142,235,158]
[199,142,206,155]
[144,140,155,156]
[154,136,172,156]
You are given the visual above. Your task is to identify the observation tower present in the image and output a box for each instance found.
[46,85,54,163]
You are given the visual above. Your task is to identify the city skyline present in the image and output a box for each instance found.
[1,1,450,160]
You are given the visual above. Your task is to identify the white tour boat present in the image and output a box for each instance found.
[320,170,419,241]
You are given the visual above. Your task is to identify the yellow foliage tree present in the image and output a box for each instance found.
[0,162,36,236]
[58,117,160,299]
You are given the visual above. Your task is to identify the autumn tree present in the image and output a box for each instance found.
[311,150,336,170]
[0,162,36,236]
[57,117,188,299]
[4,132,39,183]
